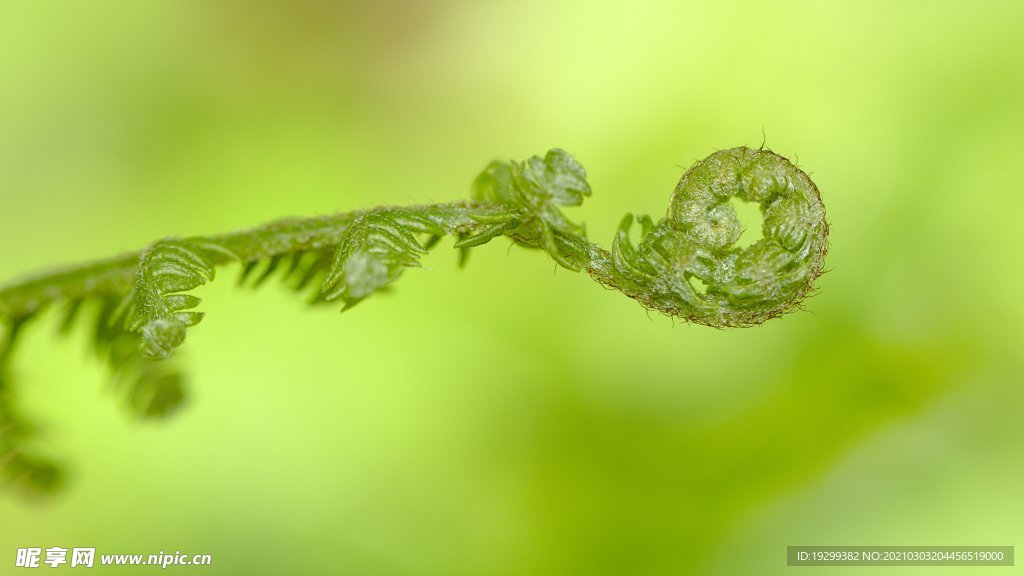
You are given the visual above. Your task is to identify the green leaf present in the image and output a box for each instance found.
[129,239,237,360]
[321,212,427,307]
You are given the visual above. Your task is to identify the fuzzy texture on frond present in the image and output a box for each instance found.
[0,146,828,496]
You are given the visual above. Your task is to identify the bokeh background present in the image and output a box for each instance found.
[1,1,1021,574]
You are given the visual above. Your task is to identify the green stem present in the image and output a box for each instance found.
[0,202,514,322]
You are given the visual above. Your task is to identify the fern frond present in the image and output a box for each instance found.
[0,145,828,495]
[471,148,591,269]
[0,378,63,496]
[130,239,237,360]
[0,318,63,496]
[321,212,429,307]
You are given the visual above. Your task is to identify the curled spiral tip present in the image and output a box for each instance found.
[610,146,828,327]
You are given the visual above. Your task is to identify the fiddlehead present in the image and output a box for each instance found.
[0,144,828,494]
[602,147,829,326]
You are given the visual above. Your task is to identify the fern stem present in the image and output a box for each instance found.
[0,202,514,323]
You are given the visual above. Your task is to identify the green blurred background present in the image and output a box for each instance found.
[1,1,1021,574]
